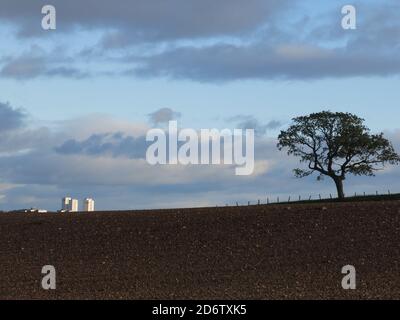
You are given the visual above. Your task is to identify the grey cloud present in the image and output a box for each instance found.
[0,56,45,80]
[119,1,400,81]
[228,115,283,136]
[0,0,289,43]
[0,127,52,154]
[1,56,88,80]
[0,102,26,133]
[45,66,89,78]
[0,53,88,80]
[1,1,399,81]
[130,42,400,81]
[265,120,282,130]
[307,1,400,52]
[54,129,212,160]
[0,102,57,155]
[148,108,181,125]
[55,132,148,158]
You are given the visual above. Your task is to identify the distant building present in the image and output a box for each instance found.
[84,198,95,212]
[70,199,79,212]
[62,197,72,211]
[61,197,79,212]
[22,208,48,213]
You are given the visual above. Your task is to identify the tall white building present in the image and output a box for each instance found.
[61,197,79,212]
[62,197,72,210]
[84,198,95,212]
[70,199,79,212]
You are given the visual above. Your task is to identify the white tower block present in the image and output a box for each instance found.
[84,198,95,212]
[70,199,79,212]
[62,197,71,211]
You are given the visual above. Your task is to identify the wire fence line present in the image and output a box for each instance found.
[225,189,399,207]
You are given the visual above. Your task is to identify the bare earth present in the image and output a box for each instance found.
[1,200,400,300]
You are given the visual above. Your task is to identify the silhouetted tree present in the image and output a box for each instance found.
[277,111,400,199]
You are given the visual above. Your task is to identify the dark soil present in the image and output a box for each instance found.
[1,200,400,299]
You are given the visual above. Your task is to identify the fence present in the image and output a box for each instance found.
[226,190,400,207]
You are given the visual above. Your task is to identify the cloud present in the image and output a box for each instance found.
[148,107,181,125]
[0,56,45,80]
[131,42,400,81]
[0,54,88,80]
[55,132,148,159]
[0,102,26,133]
[0,101,56,154]
[119,1,400,81]
[59,114,150,139]
[0,0,289,43]
[1,1,399,81]
[228,115,283,136]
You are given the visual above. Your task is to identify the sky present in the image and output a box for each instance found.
[0,0,400,211]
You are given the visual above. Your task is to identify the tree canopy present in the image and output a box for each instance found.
[277,111,400,198]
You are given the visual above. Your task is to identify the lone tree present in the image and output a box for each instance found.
[277,111,400,199]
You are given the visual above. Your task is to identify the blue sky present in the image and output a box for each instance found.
[0,0,400,210]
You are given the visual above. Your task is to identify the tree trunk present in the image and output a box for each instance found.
[333,177,345,199]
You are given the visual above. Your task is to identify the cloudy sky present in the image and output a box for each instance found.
[0,0,400,211]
